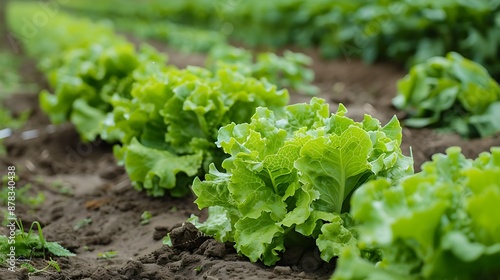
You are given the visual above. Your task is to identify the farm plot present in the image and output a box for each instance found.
[1,1,500,280]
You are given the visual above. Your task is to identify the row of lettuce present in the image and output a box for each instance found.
[58,0,500,138]
[59,0,500,137]
[7,2,500,280]
[62,0,500,79]
[7,2,317,195]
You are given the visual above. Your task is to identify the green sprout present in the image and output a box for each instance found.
[162,234,172,247]
[73,218,92,231]
[20,257,61,274]
[50,179,72,195]
[0,183,45,207]
[140,211,152,225]
[0,220,75,264]
[97,251,118,259]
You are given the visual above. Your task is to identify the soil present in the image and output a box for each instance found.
[1,32,499,280]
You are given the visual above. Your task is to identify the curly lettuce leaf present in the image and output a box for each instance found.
[335,147,500,279]
[393,52,500,137]
[192,98,413,265]
[295,126,373,214]
[234,212,285,266]
[317,215,359,262]
[188,206,233,242]
[121,138,203,197]
[332,248,412,280]
[70,99,107,141]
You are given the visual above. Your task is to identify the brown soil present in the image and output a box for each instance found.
[1,36,499,280]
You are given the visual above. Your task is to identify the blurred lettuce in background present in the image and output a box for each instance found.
[393,52,500,138]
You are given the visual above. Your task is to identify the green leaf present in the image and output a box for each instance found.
[466,180,500,245]
[342,147,500,279]
[469,102,500,137]
[70,99,107,141]
[123,138,203,197]
[192,164,235,211]
[45,242,76,257]
[229,159,288,221]
[188,206,233,242]
[393,52,500,137]
[332,248,412,280]
[295,126,373,213]
[234,212,285,265]
[317,215,359,262]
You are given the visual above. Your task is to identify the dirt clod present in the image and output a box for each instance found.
[169,222,210,251]
[274,266,292,275]
[300,250,323,272]
[153,226,170,240]
[201,239,226,258]
[119,260,144,278]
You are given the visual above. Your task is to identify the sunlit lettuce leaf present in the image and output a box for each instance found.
[295,126,373,214]
[192,98,413,265]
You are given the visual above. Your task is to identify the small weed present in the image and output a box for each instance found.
[1,210,14,227]
[50,179,72,195]
[73,218,92,231]
[20,263,37,273]
[20,257,61,275]
[2,174,19,185]
[162,234,172,247]
[0,182,45,207]
[97,251,118,259]
[51,179,64,188]
[194,266,203,274]
[0,220,75,264]
[140,211,152,225]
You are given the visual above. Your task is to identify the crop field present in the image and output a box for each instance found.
[1,1,500,279]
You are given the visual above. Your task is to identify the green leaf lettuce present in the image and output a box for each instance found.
[333,147,500,280]
[192,98,413,265]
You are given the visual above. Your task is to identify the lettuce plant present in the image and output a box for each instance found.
[207,45,318,95]
[333,147,500,280]
[104,65,289,197]
[393,52,500,138]
[190,98,413,265]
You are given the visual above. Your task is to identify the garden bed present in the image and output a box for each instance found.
[1,40,499,280]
